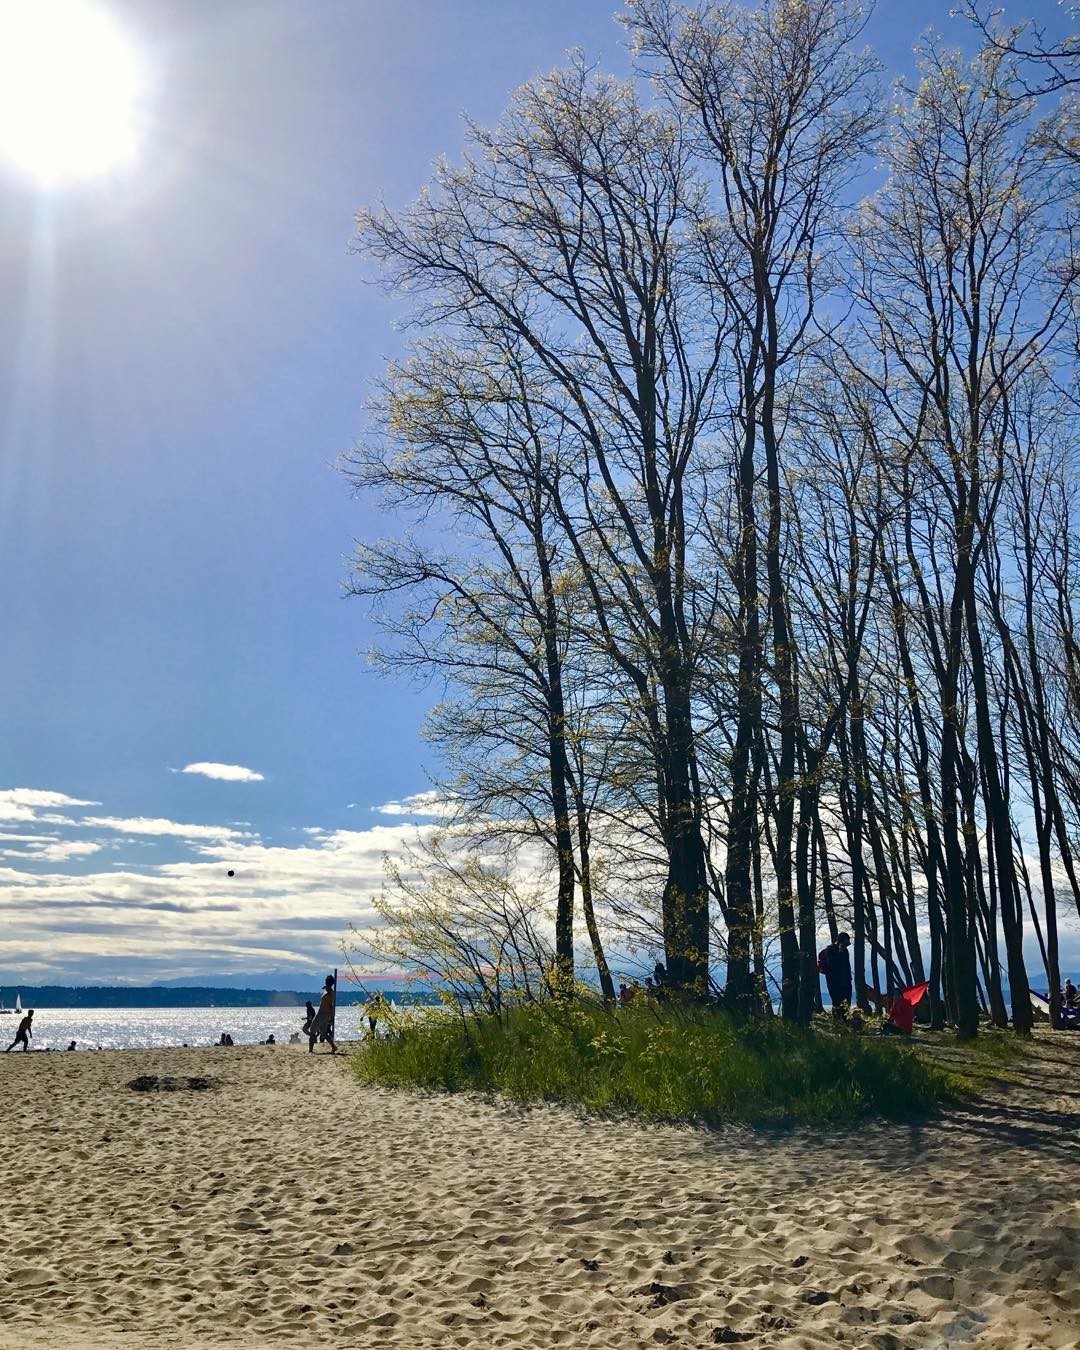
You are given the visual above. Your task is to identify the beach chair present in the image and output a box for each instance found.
[1030,991,1080,1028]
[1031,991,1052,1021]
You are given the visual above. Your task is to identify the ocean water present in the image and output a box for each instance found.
[1,1004,372,1052]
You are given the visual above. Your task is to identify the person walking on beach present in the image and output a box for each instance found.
[308,976,338,1055]
[818,933,852,1019]
[302,999,316,1034]
[5,1009,33,1052]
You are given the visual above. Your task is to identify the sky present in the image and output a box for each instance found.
[0,0,1074,987]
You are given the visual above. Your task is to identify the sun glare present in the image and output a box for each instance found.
[0,0,144,185]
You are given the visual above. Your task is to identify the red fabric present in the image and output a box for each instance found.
[889,999,915,1034]
[888,982,929,1034]
[899,982,929,1008]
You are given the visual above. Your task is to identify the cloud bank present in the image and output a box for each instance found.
[0,783,430,985]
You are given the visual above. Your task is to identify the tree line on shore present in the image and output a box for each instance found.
[344,0,1080,1037]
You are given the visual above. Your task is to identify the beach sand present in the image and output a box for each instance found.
[0,1034,1077,1349]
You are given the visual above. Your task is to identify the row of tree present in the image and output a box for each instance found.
[344,0,1080,1036]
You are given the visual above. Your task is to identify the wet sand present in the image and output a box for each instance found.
[0,1033,1077,1348]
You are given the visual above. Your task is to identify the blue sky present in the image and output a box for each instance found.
[0,0,1073,985]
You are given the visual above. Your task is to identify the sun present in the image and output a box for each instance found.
[0,0,144,186]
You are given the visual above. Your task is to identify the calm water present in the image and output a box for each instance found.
[2,1004,371,1052]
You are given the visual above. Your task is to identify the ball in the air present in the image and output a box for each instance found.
[227,869,235,877]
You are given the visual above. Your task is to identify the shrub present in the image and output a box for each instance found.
[352,1000,959,1125]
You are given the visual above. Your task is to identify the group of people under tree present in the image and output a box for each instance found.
[347,0,1080,1038]
[618,963,669,1006]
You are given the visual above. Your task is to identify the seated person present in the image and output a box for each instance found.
[886,996,915,1035]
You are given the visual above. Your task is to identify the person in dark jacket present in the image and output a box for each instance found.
[819,932,852,1018]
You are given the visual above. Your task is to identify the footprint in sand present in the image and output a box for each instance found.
[6,1267,59,1287]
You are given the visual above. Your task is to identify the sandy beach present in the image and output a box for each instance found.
[0,1035,1077,1350]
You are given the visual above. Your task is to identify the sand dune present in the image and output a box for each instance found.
[0,1034,1077,1348]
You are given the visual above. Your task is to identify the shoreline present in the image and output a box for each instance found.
[0,1035,1077,1348]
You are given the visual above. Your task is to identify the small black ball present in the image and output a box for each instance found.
[227,869,235,877]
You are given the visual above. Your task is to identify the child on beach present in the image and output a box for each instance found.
[5,1009,33,1052]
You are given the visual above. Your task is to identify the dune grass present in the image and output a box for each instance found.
[352,1000,961,1125]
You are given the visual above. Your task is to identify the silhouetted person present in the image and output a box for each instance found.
[6,1009,33,1053]
[818,932,852,1018]
[302,1000,316,1034]
[618,982,634,1007]
[264,1034,276,1045]
[653,961,667,987]
[366,991,389,1039]
[1064,979,1079,1011]
[67,1040,77,1052]
[308,976,338,1055]
[644,977,656,998]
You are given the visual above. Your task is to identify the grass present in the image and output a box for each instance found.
[351,1000,962,1126]
[912,1023,1025,1093]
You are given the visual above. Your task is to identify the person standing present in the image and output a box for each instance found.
[5,1009,33,1052]
[308,976,338,1055]
[366,991,389,1039]
[818,933,853,1018]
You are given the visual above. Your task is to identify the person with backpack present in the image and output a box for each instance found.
[817,932,852,1019]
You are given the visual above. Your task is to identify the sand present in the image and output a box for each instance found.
[0,1034,1077,1350]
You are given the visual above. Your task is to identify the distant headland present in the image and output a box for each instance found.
[0,985,441,1009]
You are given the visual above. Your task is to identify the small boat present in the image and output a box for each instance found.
[0,992,13,1015]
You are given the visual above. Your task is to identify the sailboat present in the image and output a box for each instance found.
[0,991,13,1015]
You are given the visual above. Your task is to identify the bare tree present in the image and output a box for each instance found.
[353,61,728,992]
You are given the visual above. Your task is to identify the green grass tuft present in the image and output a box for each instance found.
[352,1001,960,1125]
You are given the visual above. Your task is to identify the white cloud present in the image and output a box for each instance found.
[0,839,103,862]
[177,762,265,783]
[374,790,457,818]
[82,816,254,842]
[0,788,99,822]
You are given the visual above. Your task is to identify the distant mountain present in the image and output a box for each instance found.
[7,985,319,1009]
[1,984,444,1010]
[151,970,326,990]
